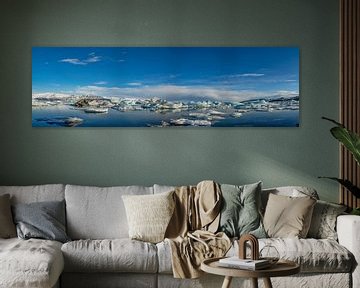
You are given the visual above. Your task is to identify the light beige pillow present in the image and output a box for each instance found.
[122,191,175,243]
[0,194,16,238]
[263,193,316,238]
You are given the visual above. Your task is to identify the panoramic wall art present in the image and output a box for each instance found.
[32,47,299,127]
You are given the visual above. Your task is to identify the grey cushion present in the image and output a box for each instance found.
[307,200,347,240]
[0,194,16,238]
[218,182,266,238]
[12,200,70,243]
[61,239,158,273]
[65,185,154,239]
[0,238,64,288]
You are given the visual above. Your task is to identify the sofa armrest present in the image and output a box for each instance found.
[337,215,360,288]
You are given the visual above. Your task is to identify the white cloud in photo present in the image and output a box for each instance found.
[59,58,87,65]
[85,55,101,63]
[230,73,265,77]
[127,82,142,86]
[275,90,299,97]
[93,81,108,85]
[74,84,298,102]
[59,53,102,65]
[239,73,265,77]
[32,92,72,99]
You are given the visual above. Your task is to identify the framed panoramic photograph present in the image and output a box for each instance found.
[32,47,299,127]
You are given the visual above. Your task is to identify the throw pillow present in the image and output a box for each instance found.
[218,182,266,238]
[12,200,70,243]
[263,193,316,238]
[0,194,16,238]
[122,190,175,243]
[307,200,347,240]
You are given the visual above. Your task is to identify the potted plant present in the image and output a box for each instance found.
[320,117,360,215]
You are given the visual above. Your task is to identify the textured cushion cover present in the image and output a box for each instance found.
[261,186,319,213]
[61,239,158,273]
[158,237,353,274]
[122,191,175,243]
[0,194,16,238]
[218,182,266,238]
[12,200,70,243]
[226,238,353,273]
[263,193,316,238]
[0,238,64,288]
[65,185,153,239]
[307,200,347,240]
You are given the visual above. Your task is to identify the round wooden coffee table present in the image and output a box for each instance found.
[201,257,300,288]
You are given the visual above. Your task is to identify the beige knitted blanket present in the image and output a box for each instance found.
[165,180,231,279]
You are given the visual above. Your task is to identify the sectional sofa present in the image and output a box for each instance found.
[0,183,359,288]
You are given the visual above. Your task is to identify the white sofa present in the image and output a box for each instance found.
[0,184,358,288]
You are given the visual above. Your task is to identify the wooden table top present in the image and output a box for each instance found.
[201,257,300,278]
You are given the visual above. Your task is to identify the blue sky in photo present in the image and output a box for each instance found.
[32,47,299,102]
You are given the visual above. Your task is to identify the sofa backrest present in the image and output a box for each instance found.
[154,184,320,211]
[153,184,176,194]
[0,184,65,204]
[65,184,154,240]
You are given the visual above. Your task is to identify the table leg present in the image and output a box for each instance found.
[221,276,233,288]
[263,277,273,288]
[251,278,258,288]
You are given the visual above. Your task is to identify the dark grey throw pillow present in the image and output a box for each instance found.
[12,200,70,243]
[218,182,266,238]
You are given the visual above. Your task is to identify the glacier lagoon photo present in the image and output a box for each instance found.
[32,47,299,127]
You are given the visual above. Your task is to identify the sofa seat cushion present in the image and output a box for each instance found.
[61,239,158,273]
[0,238,64,288]
[157,238,353,274]
[232,238,353,273]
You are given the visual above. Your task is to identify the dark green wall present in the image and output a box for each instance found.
[0,0,340,202]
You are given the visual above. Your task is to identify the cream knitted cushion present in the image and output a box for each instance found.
[122,191,175,243]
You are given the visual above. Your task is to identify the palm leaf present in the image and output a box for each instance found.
[322,117,360,165]
[318,177,360,199]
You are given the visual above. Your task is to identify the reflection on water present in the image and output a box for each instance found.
[32,106,299,127]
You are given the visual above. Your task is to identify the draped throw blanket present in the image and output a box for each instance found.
[165,180,231,278]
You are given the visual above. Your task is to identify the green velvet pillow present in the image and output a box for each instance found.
[218,182,266,238]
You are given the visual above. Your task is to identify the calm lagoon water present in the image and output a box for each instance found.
[32,106,299,127]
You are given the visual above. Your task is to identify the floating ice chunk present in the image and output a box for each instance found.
[170,118,211,126]
[84,107,108,113]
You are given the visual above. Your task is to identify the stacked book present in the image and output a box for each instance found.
[218,257,271,270]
